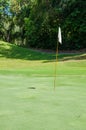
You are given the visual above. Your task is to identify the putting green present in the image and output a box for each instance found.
[0,74,86,130]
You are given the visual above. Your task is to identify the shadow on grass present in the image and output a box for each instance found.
[0,42,55,61]
[43,53,86,63]
[0,41,86,62]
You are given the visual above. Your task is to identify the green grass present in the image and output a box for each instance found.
[0,40,86,130]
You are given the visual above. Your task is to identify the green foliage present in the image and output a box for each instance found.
[24,0,59,49]
[0,0,86,50]
[0,0,9,38]
[61,0,86,50]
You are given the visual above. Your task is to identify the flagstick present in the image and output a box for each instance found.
[54,41,58,90]
[54,26,62,90]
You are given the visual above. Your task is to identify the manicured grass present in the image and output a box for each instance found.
[0,41,86,130]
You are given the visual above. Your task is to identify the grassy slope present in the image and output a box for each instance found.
[0,41,86,130]
[0,40,86,76]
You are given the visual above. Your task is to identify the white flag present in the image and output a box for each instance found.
[58,27,62,44]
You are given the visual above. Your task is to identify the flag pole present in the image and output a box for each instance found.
[54,26,62,90]
[54,38,58,90]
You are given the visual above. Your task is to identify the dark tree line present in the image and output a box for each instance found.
[0,0,86,50]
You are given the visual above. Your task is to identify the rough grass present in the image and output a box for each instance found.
[0,40,86,130]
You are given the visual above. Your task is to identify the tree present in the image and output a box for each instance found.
[0,0,9,39]
[9,0,31,45]
[0,0,86,50]
[60,0,86,50]
[24,0,61,49]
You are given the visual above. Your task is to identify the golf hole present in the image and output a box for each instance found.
[28,87,36,89]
